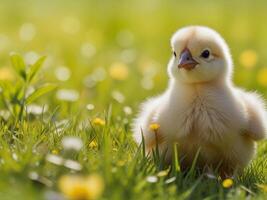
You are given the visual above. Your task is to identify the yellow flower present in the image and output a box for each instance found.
[58,175,89,200]
[109,62,129,80]
[89,140,98,148]
[86,174,104,200]
[149,123,160,132]
[117,160,126,167]
[256,183,267,192]
[222,178,234,188]
[58,174,104,200]
[52,149,59,155]
[239,50,258,69]
[92,118,105,126]
[257,68,267,86]
[0,67,15,81]
[157,169,170,177]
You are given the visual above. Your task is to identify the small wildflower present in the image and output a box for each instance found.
[89,140,98,149]
[109,62,129,80]
[86,174,105,200]
[52,149,59,155]
[256,184,267,193]
[46,154,64,166]
[123,106,132,115]
[0,67,14,81]
[157,169,169,177]
[80,42,96,59]
[62,136,83,151]
[165,177,176,184]
[56,89,79,102]
[55,66,71,81]
[239,49,258,69]
[58,174,104,200]
[111,90,125,103]
[146,176,158,183]
[92,118,105,126]
[222,178,234,188]
[257,68,267,86]
[117,160,126,167]
[64,159,82,171]
[86,104,95,111]
[149,123,160,132]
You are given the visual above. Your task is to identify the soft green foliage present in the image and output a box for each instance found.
[0,53,56,121]
[0,0,266,199]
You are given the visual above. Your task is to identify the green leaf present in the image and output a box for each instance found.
[27,56,46,83]
[26,84,57,105]
[10,52,27,81]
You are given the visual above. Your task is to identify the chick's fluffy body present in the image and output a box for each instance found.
[133,26,267,175]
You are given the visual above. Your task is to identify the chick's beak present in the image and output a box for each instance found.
[178,49,198,71]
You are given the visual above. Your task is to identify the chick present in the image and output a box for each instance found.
[133,26,267,176]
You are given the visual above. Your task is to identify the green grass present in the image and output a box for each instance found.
[0,0,267,199]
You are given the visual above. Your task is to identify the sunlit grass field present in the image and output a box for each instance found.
[0,0,267,199]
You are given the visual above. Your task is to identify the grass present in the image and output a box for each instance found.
[0,0,267,199]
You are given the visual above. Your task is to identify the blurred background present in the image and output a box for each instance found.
[0,0,267,117]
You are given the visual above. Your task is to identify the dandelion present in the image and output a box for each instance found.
[58,174,104,200]
[109,62,129,80]
[0,67,14,81]
[58,175,89,200]
[257,68,267,87]
[149,123,160,132]
[92,118,105,126]
[86,174,105,200]
[256,183,267,192]
[62,136,83,151]
[239,50,258,69]
[89,140,98,148]
[222,178,234,188]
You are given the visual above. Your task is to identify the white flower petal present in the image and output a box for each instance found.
[46,154,64,165]
[146,176,158,183]
[64,159,82,171]
[61,136,83,151]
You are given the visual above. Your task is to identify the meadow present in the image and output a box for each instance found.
[0,0,267,199]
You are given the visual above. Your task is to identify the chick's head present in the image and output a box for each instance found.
[168,26,232,84]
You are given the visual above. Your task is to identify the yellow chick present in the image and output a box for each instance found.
[133,26,267,177]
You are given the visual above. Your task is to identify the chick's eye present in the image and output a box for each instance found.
[201,50,210,59]
[173,51,177,57]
